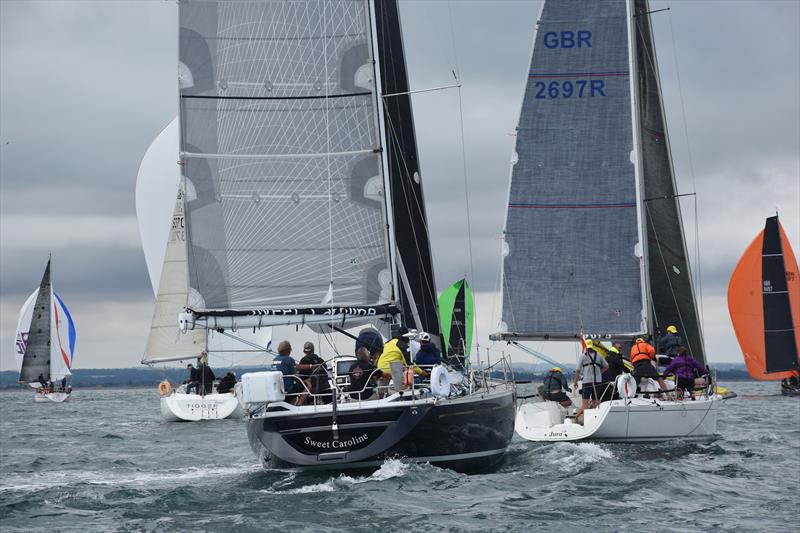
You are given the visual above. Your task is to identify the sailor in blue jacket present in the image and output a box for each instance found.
[414,332,442,368]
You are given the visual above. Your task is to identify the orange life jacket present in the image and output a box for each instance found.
[630,341,655,364]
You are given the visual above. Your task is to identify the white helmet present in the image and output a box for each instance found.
[419,332,431,342]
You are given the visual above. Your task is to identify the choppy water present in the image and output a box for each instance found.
[1,381,798,532]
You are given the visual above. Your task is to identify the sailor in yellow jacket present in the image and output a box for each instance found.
[375,329,427,396]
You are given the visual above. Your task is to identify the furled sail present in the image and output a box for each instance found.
[499,0,646,340]
[439,279,473,365]
[634,0,706,364]
[728,216,800,380]
[179,0,395,315]
[19,262,54,383]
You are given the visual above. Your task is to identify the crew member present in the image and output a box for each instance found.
[414,332,442,370]
[377,327,427,395]
[184,363,198,395]
[349,347,382,400]
[657,325,683,361]
[271,340,298,401]
[630,337,669,394]
[600,346,626,402]
[216,371,237,394]
[539,367,572,408]
[295,341,325,406]
[574,347,609,418]
[662,346,706,399]
[196,356,216,396]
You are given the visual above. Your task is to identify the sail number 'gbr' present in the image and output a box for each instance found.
[535,80,606,99]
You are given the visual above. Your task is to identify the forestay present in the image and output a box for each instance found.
[179,0,393,312]
[500,0,646,339]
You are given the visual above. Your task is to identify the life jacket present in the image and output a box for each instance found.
[582,351,603,369]
[630,341,655,364]
[543,371,563,392]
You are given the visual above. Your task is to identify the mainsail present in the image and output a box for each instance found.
[178,0,438,335]
[19,262,53,383]
[495,0,705,359]
[729,216,800,379]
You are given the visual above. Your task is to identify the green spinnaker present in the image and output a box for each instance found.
[438,278,474,363]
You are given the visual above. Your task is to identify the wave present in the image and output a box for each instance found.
[260,459,410,494]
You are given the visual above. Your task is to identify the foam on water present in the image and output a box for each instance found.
[261,459,410,494]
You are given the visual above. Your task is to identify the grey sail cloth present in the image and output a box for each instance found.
[501,0,645,338]
[179,0,393,311]
[20,262,52,383]
[634,0,705,364]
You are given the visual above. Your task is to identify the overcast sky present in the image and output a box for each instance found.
[1,0,798,371]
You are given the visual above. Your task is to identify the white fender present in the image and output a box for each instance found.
[616,373,637,399]
[430,365,450,398]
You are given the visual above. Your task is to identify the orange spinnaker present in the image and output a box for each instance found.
[728,222,800,380]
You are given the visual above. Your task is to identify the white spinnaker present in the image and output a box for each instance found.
[136,117,181,291]
[137,118,272,365]
[14,290,37,379]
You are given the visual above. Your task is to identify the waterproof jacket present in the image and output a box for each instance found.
[378,339,425,376]
[630,340,656,364]
[602,352,626,383]
[542,370,568,393]
[663,354,706,380]
[657,332,683,356]
[414,343,442,367]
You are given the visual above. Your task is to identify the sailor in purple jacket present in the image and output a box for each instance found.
[662,347,707,395]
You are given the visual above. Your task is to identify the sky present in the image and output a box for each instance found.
[1,0,798,371]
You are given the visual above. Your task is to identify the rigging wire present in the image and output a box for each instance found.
[447,0,481,351]
[666,3,705,328]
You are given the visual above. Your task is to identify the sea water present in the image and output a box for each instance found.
[1,381,797,532]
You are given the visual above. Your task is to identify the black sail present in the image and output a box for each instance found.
[373,0,440,338]
[634,0,705,364]
[19,261,52,383]
[762,216,799,373]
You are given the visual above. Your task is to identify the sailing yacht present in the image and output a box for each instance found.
[174,0,515,470]
[14,259,76,403]
[491,0,722,441]
[136,122,272,422]
[729,215,800,395]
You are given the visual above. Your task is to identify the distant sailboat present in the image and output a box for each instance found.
[728,215,800,395]
[136,124,271,422]
[492,0,722,441]
[14,259,76,403]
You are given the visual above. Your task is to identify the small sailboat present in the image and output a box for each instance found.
[14,259,76,403]
[136,124,272,422]
[729,215,800,395]
[175,0,515,471]
[491,0,721,442]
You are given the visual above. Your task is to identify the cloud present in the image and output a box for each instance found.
[0,0,798,370]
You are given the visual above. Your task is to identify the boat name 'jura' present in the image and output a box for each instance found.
[304,433,369,450]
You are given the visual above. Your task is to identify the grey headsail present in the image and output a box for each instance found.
[634,0,705,364]
[179,0,394,313]
[499,0,646,340]
[19,261,52,383]
[761,216,799,373]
